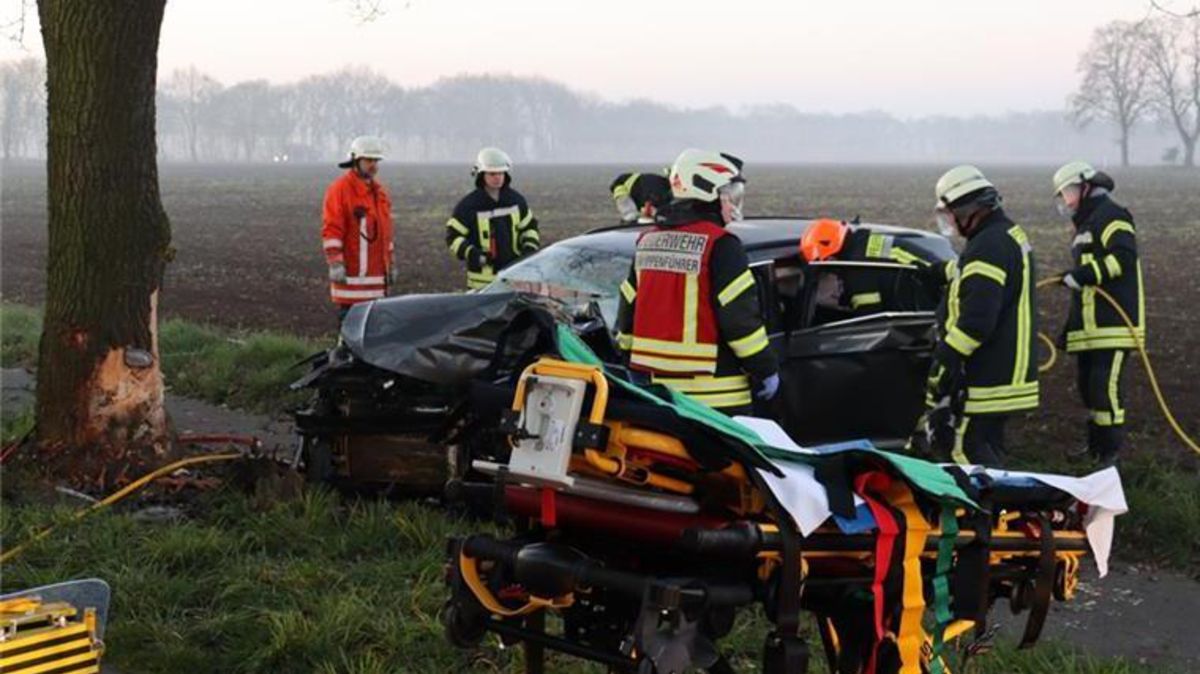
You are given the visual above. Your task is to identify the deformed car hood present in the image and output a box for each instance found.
[339,292,569,385]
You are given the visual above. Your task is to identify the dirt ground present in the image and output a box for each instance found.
[3,161,1198,460]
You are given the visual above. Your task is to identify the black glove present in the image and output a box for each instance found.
[467,249,489,272]
[925,344,963,405]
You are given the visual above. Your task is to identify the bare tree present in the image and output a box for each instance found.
[1141,17,1200,166]
[162,66,221,162]
[1070,21,1154,166]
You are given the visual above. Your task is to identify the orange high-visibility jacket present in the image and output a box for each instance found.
[321,170,394,305]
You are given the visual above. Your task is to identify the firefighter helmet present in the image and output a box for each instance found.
[338,135,386,168]
[934,165,994,208]
[669,149,745,202]
[799,219,849,262]
[473,147,513,175]
[1052,160,1098,195]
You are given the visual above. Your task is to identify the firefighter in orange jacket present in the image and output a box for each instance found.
[615,149,780,416]
[322,135,395,323]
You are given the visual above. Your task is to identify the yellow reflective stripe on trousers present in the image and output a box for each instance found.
[952,416,970,465]
[629,336,717,358]
[467,269,494,289]
[963,393,1038,414]
[652,373,749,393]
[728,326,769,358]
[850,292,882,309]
[717,270,755,306]
[961,260,1007,286]
[1100,220,1135,247]
[619,280,637,304]
[629,352,717,374]
[967,381,1038,400]
[945,326,980,356]
[1107,350,1125,424]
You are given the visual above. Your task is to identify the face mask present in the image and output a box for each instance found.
[935,210,958,238]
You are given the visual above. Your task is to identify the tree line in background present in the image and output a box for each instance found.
[3,17,1197,166]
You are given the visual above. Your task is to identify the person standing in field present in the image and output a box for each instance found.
[924,165,1039,467]
[445,147,540,290]
[1052,161,1145,466]
[321,135,396,324]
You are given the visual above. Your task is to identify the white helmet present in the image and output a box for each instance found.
[338,135,386,168]
[1052,160,1097,195]
[934,164,995,208]
[473,147,513,175]
[669,148,745,202]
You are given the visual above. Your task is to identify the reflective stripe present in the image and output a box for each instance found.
[850,292,882,309]
[1100,220,1135,247]
[1103,254,1122,278]
[447,217,470,236]
[1092,410,1117,426]
[630,336,717,358]
[685,389,754,409]
[449,237,467,257]
[517,210,535,229]
[651,373,750,393]
[344,276,385,285]
[961,260,1007,286]
[889,248,926,267]
[728,325,770,358]
[629,353,717,374]
[717,270,755,307]
[952,416,970,465]
[1107,350,1125,425]
[682,273,699,344]
[1009,225,1032,387]
[358,216,368,282]
[520,229,540,244]
[616,332,633,350]
[1088,258,1102,283]
[963,392,1039,414]
[323,238,343,249]
[612,173,640,200]
[865,233,891,259]
[619,280,637,304]
[945,326,981,356]
[967,381,1039,400]
[331,287,385,300]
[467,269,495,290]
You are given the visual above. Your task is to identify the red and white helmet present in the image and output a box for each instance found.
[669,148,745,202]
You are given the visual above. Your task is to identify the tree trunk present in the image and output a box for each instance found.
[1184,136,1197,168]
[1119,128,1131,167]
[35,0,173,489]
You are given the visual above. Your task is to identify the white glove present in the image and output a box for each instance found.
[328,262,347,283]
[755,373,781,401]
[1062,273,1081,291]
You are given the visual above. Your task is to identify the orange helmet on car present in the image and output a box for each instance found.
[799,219,849,262]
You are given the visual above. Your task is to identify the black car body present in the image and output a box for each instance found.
[292,218,955,490]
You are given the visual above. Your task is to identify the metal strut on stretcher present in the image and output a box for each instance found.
[445,355,1107,674]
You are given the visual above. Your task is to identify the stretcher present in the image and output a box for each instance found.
[0,580,109,674]
[443,331,1126,674]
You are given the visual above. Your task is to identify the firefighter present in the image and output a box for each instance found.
[924,165,1038,466]
[321,135,395,324]
[445,147,539,290]
[1053,161,1144,465]
[798,218,950,315]
[610,171,672,224]
[615,149,780,416]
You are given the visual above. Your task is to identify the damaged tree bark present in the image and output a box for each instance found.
[34,0,173,487]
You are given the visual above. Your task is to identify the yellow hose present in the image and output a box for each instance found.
[0,452,242,564]
[1036,276,1199,456]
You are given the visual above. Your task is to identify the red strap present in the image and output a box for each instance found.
[854,470,900,674]
[540,487,557,528]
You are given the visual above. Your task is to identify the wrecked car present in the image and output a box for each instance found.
[291,218,955,492]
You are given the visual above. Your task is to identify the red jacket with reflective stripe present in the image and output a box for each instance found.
[321,170,394,305]
[629,221,726,375]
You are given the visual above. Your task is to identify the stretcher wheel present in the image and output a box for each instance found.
[1010,580,1034,614]
[443,600,488,648]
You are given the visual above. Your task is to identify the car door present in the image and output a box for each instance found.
[766,258,940,448]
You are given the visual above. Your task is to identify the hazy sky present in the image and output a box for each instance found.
[1,0,1172,116]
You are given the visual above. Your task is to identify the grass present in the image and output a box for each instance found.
[0,487,1173,674]
[0,302,318,415]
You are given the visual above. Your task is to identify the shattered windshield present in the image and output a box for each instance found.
[484,242,633,326]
